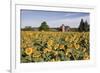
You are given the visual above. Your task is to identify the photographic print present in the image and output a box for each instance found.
[20,10,90,63]
[11,0,95,72]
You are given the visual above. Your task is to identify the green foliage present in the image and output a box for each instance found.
[39,21,49,31]
[21,26,34,31]
[21,31,90,63]
[78,19,89,32]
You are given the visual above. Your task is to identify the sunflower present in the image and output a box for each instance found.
[59,44,65,49]
[54,51,58,56]
[32,51,41,58]
[54,44,59,50]
[43,48,52,53]
[83,48,87,52]
[69,43,80,49]
[83,53,90,60]
[65,37,68,41]
[65,51,69,56]
[47,39,53,46]
[25,48,33,56]
[74,43,80,49]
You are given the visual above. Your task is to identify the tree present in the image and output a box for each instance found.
[84,20,89,31]
[78,19,89,32]
[39,21,49,31]
[78,19,84,32]
[22,26,34,31]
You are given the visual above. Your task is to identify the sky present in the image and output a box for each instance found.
[20,9,90,28]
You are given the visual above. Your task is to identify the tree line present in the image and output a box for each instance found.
[21,18,89,32]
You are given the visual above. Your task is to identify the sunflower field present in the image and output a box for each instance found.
[21,31,90,63]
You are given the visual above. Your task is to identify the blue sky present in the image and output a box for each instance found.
[21,9,90,28]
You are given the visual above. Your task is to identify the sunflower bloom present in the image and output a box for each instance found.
[43,48,52,53]
[59,44,65,49]
[47,39,53,46]
[25,48,33,56]
[54,44,59,50]
[74,44,80,49]
[83,53,90,60]
[32,51,41,58]
[54,51,58,56]
[65,37,68,41]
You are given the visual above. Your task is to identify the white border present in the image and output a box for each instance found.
[11,2,96,73]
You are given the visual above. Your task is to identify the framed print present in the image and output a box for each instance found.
[11,0,96,73]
